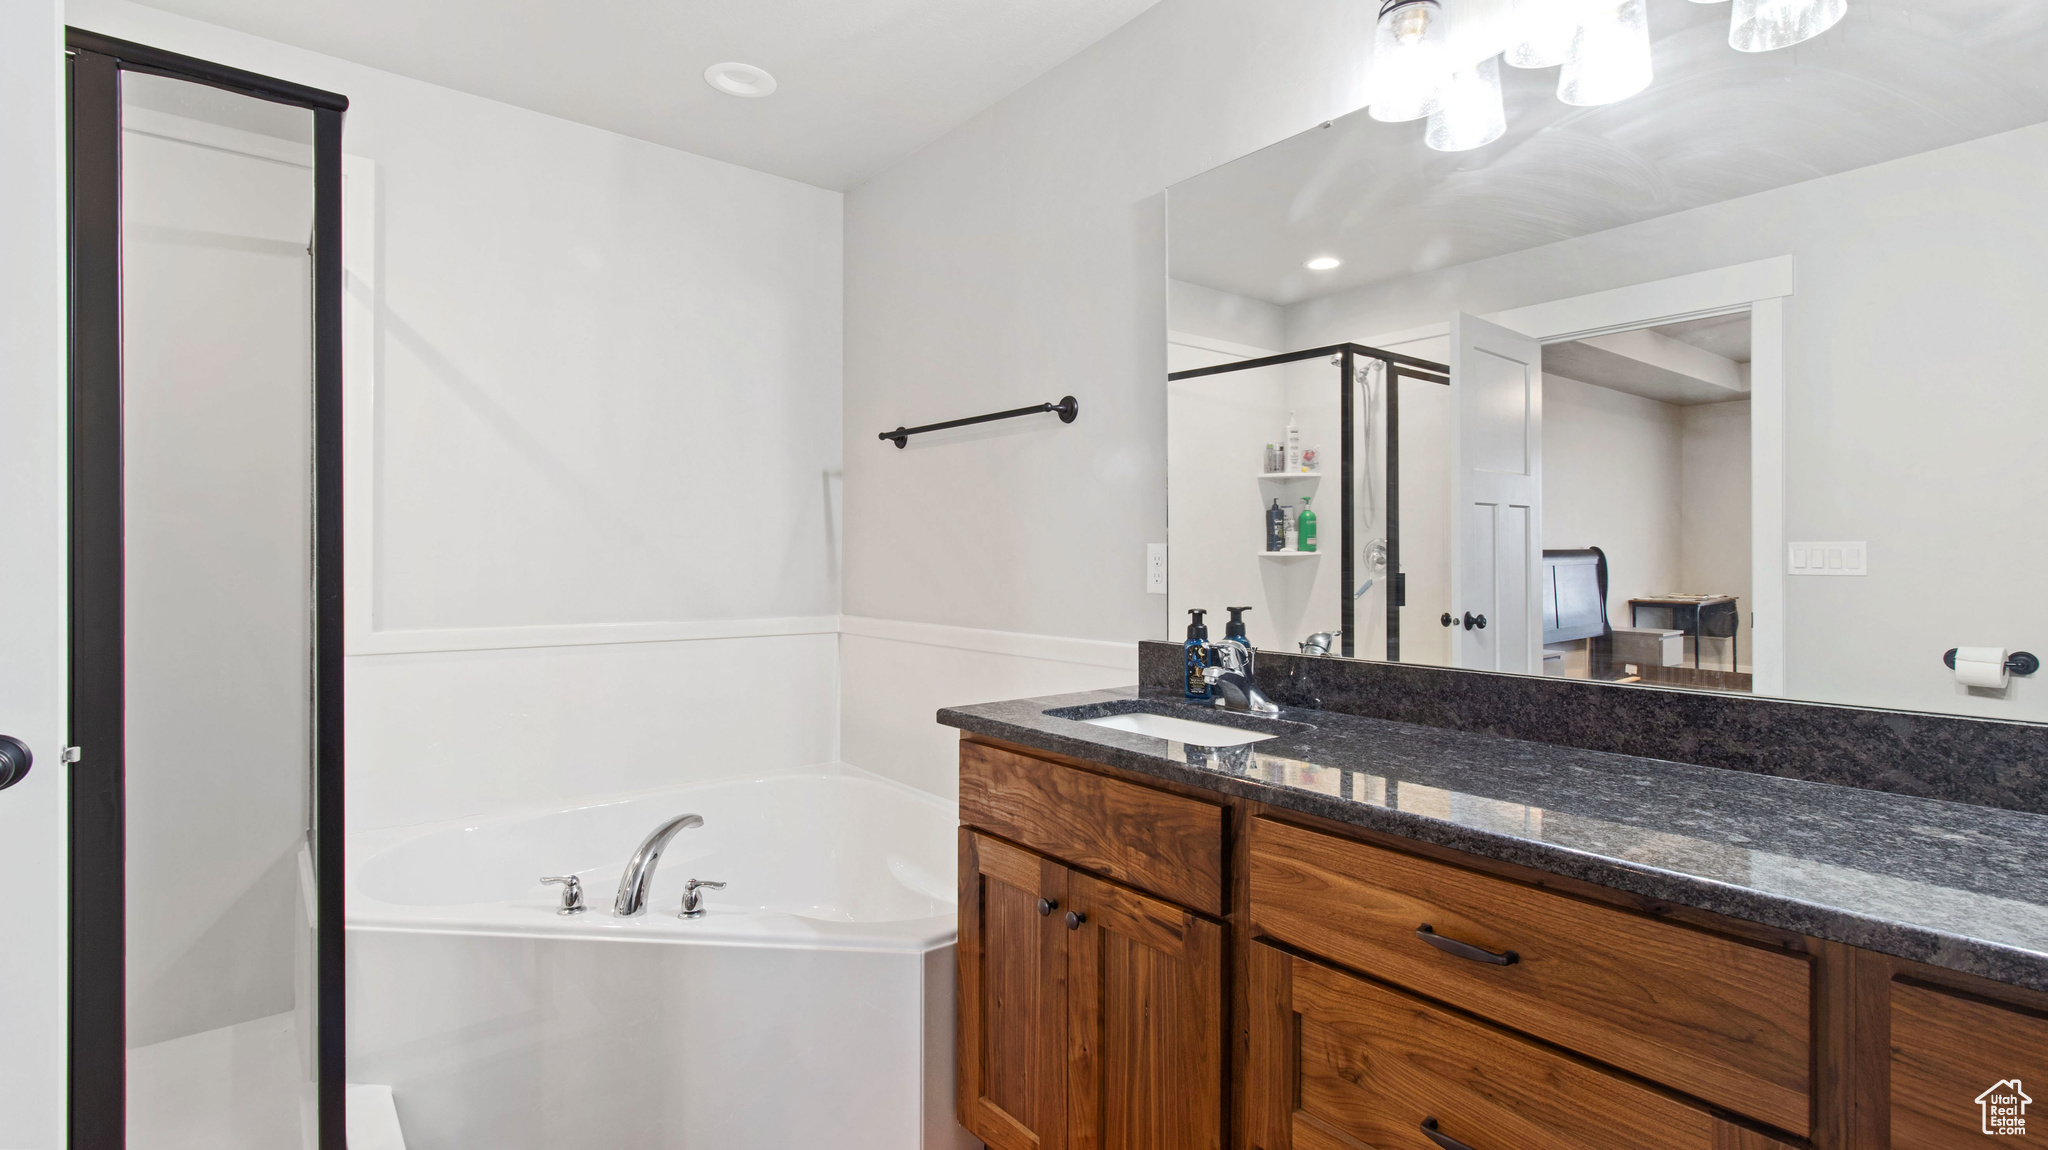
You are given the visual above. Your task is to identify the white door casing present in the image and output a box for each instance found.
[0,2,71,1145]
[1449,313,1544,674]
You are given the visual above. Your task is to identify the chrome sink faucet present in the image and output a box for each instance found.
[1203,642,1279,714]
[614,813,703,916]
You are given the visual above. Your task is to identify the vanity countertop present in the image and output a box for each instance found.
[938,687,2048,992]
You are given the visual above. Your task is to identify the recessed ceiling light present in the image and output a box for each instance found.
[704,62,777,99]
[1304,256,1343,271]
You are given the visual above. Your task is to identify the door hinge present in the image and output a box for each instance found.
[60,746,82,763]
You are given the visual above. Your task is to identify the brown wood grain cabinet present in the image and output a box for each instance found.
[1249,817,1813,1135]
[955,734,2048,1150]
[1890,980,2048,1147]
[958,827,1224,1150]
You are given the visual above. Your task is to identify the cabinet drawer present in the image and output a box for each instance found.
[1892,980,2048,1147]
[1249,817,1812,1135]
[1247,943,1796,1150]
[960,740,1225,915]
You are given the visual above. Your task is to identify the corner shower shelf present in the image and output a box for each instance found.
[1257,550,1322,559]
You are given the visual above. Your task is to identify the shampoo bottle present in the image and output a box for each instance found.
[1183,609,1212,699]
[1285,412,1302,472]
[1298,496,1317,553]
[1266,498,1285,552]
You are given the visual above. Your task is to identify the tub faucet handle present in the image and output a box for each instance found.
[680,878,726,919]
[540,875,585,915]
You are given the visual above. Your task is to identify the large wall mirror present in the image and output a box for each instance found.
[1166,0,2048,720]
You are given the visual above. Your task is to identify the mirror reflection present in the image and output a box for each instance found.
[1167,0,2048,719]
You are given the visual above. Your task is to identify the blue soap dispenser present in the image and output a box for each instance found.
[1224,606,1254,661]
[1183,609,1212,699]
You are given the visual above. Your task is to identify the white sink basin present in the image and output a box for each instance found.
[1079,711,1277,747]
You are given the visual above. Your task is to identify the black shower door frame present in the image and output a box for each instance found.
[65,28,348,1150]
[1167,342,1448,660]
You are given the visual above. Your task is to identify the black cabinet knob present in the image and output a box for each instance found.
[1440,612,1455,628]
[1064,910,1086,931]
[1463,612,1488,631]
[1036,898,1058,917]
[0,736,30,791]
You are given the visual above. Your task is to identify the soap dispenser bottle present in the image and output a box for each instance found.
[1224,606,1253,659]
[1266,498,1285,552]
[1298,496,1317,553]
[1183,609,1213,699]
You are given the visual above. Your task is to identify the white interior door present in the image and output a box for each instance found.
[1449,313,1544,673]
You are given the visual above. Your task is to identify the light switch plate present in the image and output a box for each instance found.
[1146,543,1168,594]
[1789,541,1866,576]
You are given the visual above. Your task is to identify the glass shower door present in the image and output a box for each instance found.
[117,69,318,1150]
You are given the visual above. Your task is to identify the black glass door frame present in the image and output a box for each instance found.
[65,29,347,1150]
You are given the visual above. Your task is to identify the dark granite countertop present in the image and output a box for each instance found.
[939,687,2048,992]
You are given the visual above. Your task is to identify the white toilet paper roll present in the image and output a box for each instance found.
[1953,646,2010,689]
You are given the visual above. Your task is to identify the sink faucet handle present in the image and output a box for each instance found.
[680,878,726,919]
[540,875,585,915]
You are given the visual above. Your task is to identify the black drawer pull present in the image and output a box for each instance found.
[1064,910,1086,930]
[1421,1118,1477,1150]
[1036,898,1058,917]
[1416,924,1518,966]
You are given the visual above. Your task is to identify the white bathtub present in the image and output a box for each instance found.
[346,765,979,1150]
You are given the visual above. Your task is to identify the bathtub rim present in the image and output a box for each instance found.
[346,761,959,955]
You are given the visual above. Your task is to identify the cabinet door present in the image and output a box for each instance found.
[960,830,1070,1150]
[1065,871,1225,1150]
[1892,980,2048,1147]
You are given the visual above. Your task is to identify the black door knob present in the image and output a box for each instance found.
[0,736,31,791]
[1036,898,1058,917]
[1064,910,1086,931]
[1463,612,1488,631]
[1440,613,1455,628]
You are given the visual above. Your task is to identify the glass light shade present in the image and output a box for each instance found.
[1557,0,1653,107]
[1507,0,1584,69]
[1370,0,1448,123]
[1729,0,1846,51]
[1427,56,1507,152]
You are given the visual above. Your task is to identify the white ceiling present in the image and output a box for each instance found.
[133,0,1163,190]
[1170,0,2048,304]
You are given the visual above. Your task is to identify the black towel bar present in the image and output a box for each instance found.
[879,396,1077,448]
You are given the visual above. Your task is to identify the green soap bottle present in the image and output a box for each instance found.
[1298,496,1317,552]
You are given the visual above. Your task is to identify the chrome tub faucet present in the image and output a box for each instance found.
[614,813,703,916]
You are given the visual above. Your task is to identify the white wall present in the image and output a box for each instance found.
[1682,400,1753,668]
[0,0,68,1143]
[119,88,314,1048]
[1283,121,2048,717]
[71,1,848,828]
[1542,374,1685,625]
[841,0,1380,790]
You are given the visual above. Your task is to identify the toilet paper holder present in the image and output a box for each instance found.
[1944,649,2040,676]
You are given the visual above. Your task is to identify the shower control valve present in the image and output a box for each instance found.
[681,879,726,919]
[540,875,585,915]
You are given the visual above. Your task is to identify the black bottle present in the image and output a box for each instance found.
[1184,609,1212,699]
[1266,499,1285,552]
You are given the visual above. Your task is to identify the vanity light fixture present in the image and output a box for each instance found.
[1305,256,1344,270]
[1728,0,1847,51]
[1506,0,1585,69]
[1376,0,1846,150]
[1369,0,1449,122]
[704,61,777,98]
[1427,55,1507,151]
[1557,0,1654,106]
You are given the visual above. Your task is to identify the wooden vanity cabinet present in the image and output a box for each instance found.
[955,734,2048,1150]
[958,828,1225,1150]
